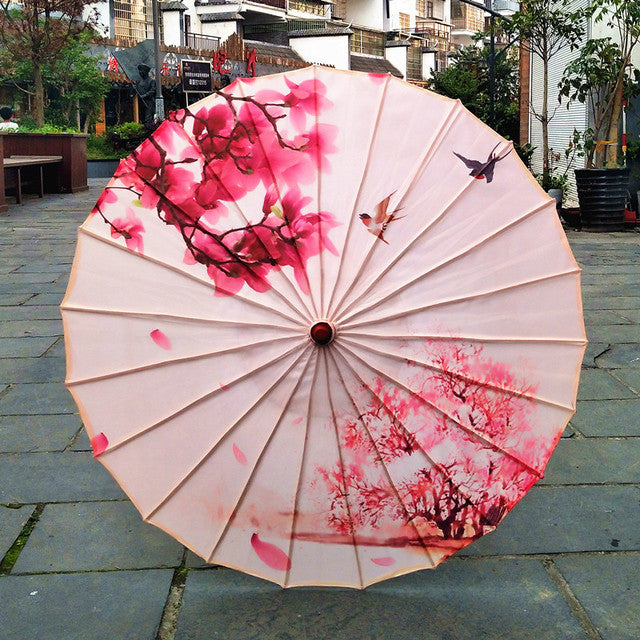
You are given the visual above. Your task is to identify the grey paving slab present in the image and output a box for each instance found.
[554,554,640,640]
[0,305,63,321]
[582,296,640,311]
[0,382,75,415]
[0,293,33,306]
[583,342,609,368]
[572,400,640,437]
[540,438,640,485]
[0,414,81,452]
[615,369,640,394]
[577,369,637,400]
[22,293,65,306]
[175,561,588,640]
[0,504,33,556]
[12,262,73,273]
[70,427,91,451]
[586,324,640,345]
[2,272,63,285]
[460,485,640,556]
[13,501,183,573]
[0,569,173,640]
[595,344,640,369]
[0,452,125,503]
[43,339,65,358]
[0,320,63,338]
[616,309,640,323]
[0,356,66,383]
[583,310,633,325]
[0,337,57,358]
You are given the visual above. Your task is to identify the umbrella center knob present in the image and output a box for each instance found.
[310,321,334,346]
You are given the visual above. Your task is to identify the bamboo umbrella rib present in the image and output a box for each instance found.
[71,228,309,328]
[61,305,306,331]
[115,135,317,325]
[283,347,332,588]
[338,336,577,411]
[65,334,303,386]
[326,97,464,320]
[233,78,320,320]
[328,348,440,569]
[335,341,544,479]
[339,331,587,346]
[95,341,309,456]
[323,74,392,319]
[206,350,318,567]
[330,346,514,561]
[340,269,582,333]
[334,197,556,327]
[142,345,316,523]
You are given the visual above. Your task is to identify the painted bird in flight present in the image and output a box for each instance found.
[359,192,405,244]
[453,143,512,183]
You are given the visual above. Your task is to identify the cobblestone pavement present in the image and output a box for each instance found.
[1,182,638,639]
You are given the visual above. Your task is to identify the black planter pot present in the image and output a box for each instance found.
[575,168,629,231]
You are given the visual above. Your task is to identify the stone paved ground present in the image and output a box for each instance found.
[0,183,638,639]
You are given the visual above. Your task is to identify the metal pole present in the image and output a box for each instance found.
[152,0,165,122]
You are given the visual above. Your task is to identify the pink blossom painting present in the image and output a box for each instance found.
[62,67,586,588]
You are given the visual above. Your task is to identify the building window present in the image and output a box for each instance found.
[398,12,410,32]
[350,27,386,56]
[288,0,328,17]
[406,41,423,81]
[113,0,153,44]
[416,0,434,18]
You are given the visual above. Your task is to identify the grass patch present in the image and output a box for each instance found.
[0,504,45,576]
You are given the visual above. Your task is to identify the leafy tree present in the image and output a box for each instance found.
[559,0,640,168]
[0,0,101,126]
[43,33,111,131]
[502,0,585,188]
[430,42,520,142]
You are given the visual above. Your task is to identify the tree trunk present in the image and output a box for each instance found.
[541,56,550,188]
[606,73,625,168]
[33,65,45,127]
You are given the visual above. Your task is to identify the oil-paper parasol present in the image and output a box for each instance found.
[61,67,586,588]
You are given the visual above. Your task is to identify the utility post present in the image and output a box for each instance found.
[152,0,165,122]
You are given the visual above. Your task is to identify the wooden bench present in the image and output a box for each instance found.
[3,155,63,204]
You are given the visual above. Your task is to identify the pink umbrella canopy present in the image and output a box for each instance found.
[61,67,586,588]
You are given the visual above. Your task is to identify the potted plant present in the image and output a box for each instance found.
[558,0,640,230]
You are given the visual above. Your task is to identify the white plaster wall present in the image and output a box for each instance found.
[385,46,407,79]
[200,21,239,41]
[344,0,384,30]
[422,50,436,80]
[162,12,183,47]
[289,35,351,70]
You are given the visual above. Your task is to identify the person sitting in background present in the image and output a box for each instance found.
[0,106,19,131]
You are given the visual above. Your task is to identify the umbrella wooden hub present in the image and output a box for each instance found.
[310,321,335,346]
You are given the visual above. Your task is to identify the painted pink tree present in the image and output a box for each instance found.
[92,76,339,296]
[317,341,543,549]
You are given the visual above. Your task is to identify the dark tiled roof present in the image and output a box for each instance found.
[385,40,411,48]
[199,12,244,22]
[161,0,187,9]
[245,39,306,62]
[350,54,403,77]
[288,27,352,37]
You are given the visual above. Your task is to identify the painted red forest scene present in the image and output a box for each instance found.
[312,341,547,555]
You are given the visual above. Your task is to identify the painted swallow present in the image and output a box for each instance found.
[359,192,405,244]
[453,143,512,183]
